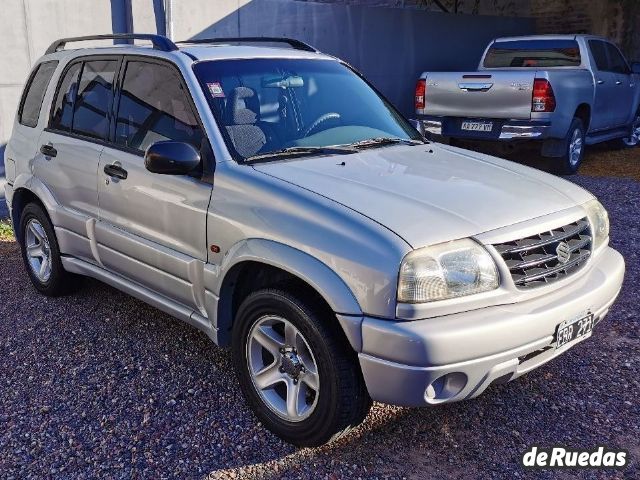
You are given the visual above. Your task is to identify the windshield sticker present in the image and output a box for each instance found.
[207,82,225,98]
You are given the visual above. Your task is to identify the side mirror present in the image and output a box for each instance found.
[631,62,640,74]
[144,141,200,175]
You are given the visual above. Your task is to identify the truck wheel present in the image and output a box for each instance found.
[18,203,79,296]
[554,118,585,175]
[232,288,371,447]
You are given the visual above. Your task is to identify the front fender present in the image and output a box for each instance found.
[212,238,362,315]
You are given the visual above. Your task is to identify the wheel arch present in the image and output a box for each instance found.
[213,239,363,347]
[10,177,57,241]
[574,103,591,132]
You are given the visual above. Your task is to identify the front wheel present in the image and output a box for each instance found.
[232,288,371,447]
[619,111,640,148]
[553,118,585,175]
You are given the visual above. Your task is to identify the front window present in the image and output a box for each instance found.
[193,58,422,162]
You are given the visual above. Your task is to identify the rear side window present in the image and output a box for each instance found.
[72,60,118,140]
[589,40,609,71]
[18,61,58,127]
[115,61,203,152]
[483,40,581,68]
[50,63,82,131]
[605,43,630,74]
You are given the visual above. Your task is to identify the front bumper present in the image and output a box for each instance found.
[416,116,551,140]
[358,247,625,407]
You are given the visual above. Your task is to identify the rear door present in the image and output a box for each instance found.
[7,60,58,202]
[587,40,619,131]
[36,57,119,261]
[96,57,213,312]
[605,42,636,126]
[423,71,536,120]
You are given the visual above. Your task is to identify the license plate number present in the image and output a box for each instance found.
[555,313,594,349]
[461,121,493,132]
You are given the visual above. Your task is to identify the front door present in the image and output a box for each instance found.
[96,58,213,312]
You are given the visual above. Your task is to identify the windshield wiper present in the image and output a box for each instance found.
[345,137,425,150]
[244,146,357,164]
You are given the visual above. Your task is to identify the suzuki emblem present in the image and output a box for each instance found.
[556,242,571,264]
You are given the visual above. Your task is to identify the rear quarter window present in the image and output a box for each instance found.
[18,61,58,128]
[483,40,581,68]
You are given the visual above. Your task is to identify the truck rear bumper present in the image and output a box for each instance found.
[358,247,624,407]
[416,116,552,140]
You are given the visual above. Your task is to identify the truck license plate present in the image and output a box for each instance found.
[461,121,493,132]
[555,313,594,349]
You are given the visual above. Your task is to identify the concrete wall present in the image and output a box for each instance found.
[0,0,534,144]
[0,0,111,143]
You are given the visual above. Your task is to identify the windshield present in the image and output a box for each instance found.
[483,40,581,68]
[193,58,422,162]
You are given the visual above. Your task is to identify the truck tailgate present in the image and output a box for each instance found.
[422,71,536,120]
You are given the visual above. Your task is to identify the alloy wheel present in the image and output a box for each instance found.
[246,315,320,422]
[569,127,583,167]
[25,219,52,283]
[622,115,640,147]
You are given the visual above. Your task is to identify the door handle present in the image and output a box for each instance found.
[104,163,128,180]
[596,79,605,85]
[40,144,57,157]
[616,80,622,85]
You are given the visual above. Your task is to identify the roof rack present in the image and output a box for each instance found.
[178,37,318,52]
[45,34,178,54]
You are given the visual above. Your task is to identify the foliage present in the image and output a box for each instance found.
[0,220,15,241]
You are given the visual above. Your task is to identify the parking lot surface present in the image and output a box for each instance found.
[0,150,638,479]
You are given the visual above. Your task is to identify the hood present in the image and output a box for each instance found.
[252,143,593,248]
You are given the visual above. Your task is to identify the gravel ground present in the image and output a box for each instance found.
[0,172,638,479]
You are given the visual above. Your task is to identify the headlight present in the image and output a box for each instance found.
[398,239,499,303]
[584,199,609,250]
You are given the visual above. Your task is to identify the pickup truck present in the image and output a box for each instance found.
[414,35,640,174]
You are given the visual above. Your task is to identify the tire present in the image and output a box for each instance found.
[18,203,79,296]
[232,288,372,447]
[553,118,585,175]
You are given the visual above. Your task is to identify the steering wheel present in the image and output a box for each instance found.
[303,112,341,137]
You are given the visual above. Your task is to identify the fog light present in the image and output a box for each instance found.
[424,372,467,403]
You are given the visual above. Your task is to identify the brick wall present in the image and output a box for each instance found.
[530,0,640,58]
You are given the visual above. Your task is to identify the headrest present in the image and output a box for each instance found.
[227,86,260,125]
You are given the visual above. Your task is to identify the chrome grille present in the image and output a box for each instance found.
[493,218,592,289]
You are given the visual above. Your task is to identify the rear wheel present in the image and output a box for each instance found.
[18,203,79,296]
[232,288,371,447]
[553,118,585,175]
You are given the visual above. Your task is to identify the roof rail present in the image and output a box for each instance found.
[178,37,318,52]
[45,34,178,54]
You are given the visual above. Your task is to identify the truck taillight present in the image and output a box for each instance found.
[532,78,556,112]
[415,79,426,110]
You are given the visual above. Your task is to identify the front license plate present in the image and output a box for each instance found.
[461,121,493,132]
[555,313,594,349]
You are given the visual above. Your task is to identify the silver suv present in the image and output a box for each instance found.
[3,34,625,446]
